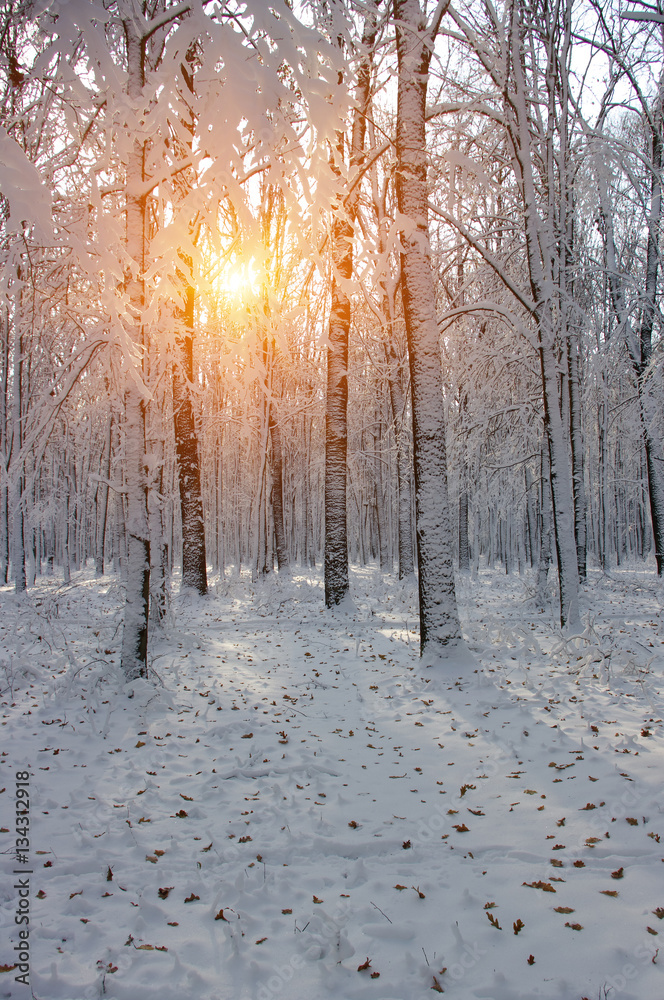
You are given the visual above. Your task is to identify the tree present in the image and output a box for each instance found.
[325,4,378,607]
[394,0,464,659]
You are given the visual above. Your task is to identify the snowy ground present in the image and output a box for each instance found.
[1,563,663,1000]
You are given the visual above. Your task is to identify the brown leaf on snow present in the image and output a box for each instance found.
[157,887,173,899]
[357,957,371,971]
[522,881,556,892]
[554,906,575,913]
[611,867,624,879]
[565,922,583,931]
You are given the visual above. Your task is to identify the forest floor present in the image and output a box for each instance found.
[0,562,663,1000]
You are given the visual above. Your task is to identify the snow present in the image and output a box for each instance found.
[1,564,663,1000]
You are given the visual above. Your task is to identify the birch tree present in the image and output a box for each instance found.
[394,0,464,659]
[325,3,378,607]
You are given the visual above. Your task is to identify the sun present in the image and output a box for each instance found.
[211,257,261,308]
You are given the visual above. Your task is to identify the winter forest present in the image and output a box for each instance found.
[1,1,664,999]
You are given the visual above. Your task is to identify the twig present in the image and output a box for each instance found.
[370,900,392,923]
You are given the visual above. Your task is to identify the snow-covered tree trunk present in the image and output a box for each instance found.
[119,18,150,680]
[172,54,207,596]
[458,489,469,571]
[537,324,581,628]
[386,346,415,579]
[173,283,207,595]
[507,4,580,631]
[95,414,112,577]
[269,405,289,573]
[536,447,553,611]
[11,290,25,594]
[394,0,463,659]
[325,7,376,607]
[638,120,664,575]
[325,175,351,603]
[524,464,538,567]
[567,332,587,580]
[598,112,664,575]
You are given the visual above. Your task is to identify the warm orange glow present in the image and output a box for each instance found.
[209,257,261,308]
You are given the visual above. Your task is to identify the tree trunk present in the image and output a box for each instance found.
[567,332,587,581]
[11,312,25,594]
[395,0,463,660]
[173,293,207,594]
[536,448,553,611]
[507,3,580,630]
[172,54,207,595]
[269,406,289,573]
[119,18,150,681]
[458,488,469,571]
[96,414,112,577]
[325,8,377,607]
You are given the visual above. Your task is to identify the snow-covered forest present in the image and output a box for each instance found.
[1,1,663,999]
